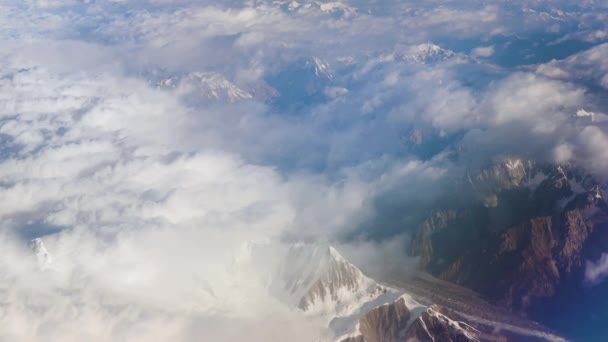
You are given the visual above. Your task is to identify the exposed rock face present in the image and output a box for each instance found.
[342,301,480,342]
[357,297,411,342]
[468,159,535,198]
[404,305,479,342]
[266,57,334,111]
[409,160,608,315]
[493,217,561,309]
[289,246,380,313]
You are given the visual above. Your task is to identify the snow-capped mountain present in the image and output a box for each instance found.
[260,242,485,341]
[148,56,335,108]
[237,242,389,315]
[341,301,481,342]
[309,57,334,81]
[278,244,377,312]
[235,242,411,339]
[155,72,254,103]
[465,158,605,208]
[400,43,457,64]
[404,304,480,342]
[265,57,336,111]
[233,241,566,341]
[28,237,564,341]
[275,1,357,17]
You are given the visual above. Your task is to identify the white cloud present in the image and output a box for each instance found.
[536,43,608,90]
[483,73,584,131]
[0,54,379,341]
[1,0,608,340]
[471,45,495,57]
[553,143,574,163]
[585,253,608,285]
[336,235,419,282]
[576,126,608,175]
[0,231,327,342]
[426,81,478,131]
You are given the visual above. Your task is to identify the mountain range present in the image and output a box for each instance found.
[30,237,569,341]
[406,159,608,340]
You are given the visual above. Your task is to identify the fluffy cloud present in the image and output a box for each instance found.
[471,45,495,58]
[483,73,584,131]
[536,43,608,90]
[585,253,608,285]
[0,51,379,341]
[336,234,419,282]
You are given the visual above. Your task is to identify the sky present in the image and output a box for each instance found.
[1,0,608,341]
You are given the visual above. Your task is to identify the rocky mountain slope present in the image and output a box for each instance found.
[408,159,608,337]
[232,240,565,341]
[29,236,567,341]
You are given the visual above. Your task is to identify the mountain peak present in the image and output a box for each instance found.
[269,243,379,315]
[296,245,377,314]
[327,245,345,261]
[401,43,456,64]
[154,71,253,102]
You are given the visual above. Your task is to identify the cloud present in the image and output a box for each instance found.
[536,42,608,90]
[471,45,495,58]
[585,253,608,285]
[575,126,608,175]
[553,143,574,163]
[483,73,584,130]
[0,53,378,341]
[1,0,608,341]
[336,234,419,282]
[0,231,328,342]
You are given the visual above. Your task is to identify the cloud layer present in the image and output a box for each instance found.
[1,0,608,340]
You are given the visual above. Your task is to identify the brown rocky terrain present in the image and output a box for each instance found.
[348,297,411,342]
[341,300,481,342]
[404,305,479,342]
[408,160,608,319]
